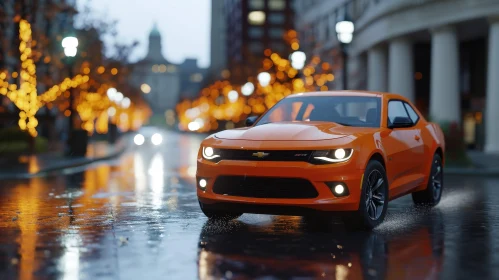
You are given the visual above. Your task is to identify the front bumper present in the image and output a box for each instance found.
[196,158,364,213]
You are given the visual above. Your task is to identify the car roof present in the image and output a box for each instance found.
[286,90,410,102]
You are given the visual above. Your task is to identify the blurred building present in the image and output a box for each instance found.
[178,58,208,100]
[223,0,295,83]
[294,0,499,153]
[209,0,227,81]
[130,23,181,114]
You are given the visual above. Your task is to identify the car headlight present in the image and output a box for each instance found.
[202,146,222,162]
[151,133,162,145]
[134,134,145,145]
[311,148,353,164]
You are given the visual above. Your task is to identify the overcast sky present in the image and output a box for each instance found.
[77,0,211,68]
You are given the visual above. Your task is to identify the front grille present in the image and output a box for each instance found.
[212,176,318,199]
[220,149,313,162]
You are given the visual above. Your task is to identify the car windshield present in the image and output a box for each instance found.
[255,95,382,128]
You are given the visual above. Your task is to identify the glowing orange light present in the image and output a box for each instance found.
[475,112,483,124]
[221,70,230,79]
[141,83,151,94]
[276,71,285,80]
[415,72,423,80]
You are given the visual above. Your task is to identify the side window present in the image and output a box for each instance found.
[404,103,420,124]
[388,101,410,124]
[302,103,315,120]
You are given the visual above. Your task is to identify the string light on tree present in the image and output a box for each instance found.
[0,19,90,136]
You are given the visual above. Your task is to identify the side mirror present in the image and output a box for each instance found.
[245,116,258,126]
[389,116,413,129]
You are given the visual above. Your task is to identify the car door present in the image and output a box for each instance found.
[381,100,423,190]
[402,101,425,175]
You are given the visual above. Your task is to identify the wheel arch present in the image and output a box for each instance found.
[365,150,391,188]
[435,146,444,165]
[368,152,386,170]
[415,144,445,192]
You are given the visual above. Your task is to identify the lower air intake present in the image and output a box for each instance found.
[212,176,318,199]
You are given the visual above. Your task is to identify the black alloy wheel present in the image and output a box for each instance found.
[343,160,389,231]
[365,169,386,221]
[412,153,443,206]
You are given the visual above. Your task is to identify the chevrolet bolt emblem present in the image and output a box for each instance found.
[252,152,269,158]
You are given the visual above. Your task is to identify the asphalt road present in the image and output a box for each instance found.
[1,130,498,280]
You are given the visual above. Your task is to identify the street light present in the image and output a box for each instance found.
[290,51,306,70]
[62,36,78,57]
[336,17,354,90]
[336,21,354,44]
[106,87,120,144]
[62,36,78,149]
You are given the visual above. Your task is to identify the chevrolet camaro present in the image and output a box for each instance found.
[196,91,445,230]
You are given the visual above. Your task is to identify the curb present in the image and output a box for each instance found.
[0,145,127,180]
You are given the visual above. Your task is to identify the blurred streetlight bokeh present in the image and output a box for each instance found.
[62,36,79,57]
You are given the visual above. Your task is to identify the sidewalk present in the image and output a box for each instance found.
[0,136,129,180]
[445,150,499,176]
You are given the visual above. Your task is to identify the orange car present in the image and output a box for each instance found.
[196,91,445,229]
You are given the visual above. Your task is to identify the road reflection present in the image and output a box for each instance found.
[198,210,444,280]
[0,130,497,279]
[0,151,133,279]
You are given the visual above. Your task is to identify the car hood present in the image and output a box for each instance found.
[214,122,354,141]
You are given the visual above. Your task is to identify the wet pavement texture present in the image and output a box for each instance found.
[1,130,499,280]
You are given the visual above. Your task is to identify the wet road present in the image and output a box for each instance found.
[1,130,499,280]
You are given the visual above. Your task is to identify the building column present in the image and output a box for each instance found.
[368,45,387,92]
[485,17,499,153]
[429,25,460,124]
[389,37,414,101]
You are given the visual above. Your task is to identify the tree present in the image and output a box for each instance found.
[0,19,89,136]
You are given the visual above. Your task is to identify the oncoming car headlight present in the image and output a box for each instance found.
[202,146,221,162]
[311,148,353,164]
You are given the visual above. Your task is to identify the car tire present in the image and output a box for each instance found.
[412,153,443,206]
[198,201,242,221]
[343,160,389,231]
